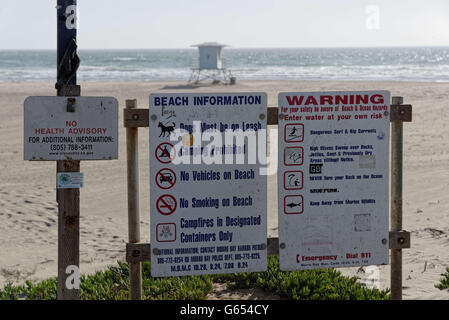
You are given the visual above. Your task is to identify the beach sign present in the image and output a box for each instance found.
[149,93,268,277]
[278,91,390,270]
[24,96,118,161]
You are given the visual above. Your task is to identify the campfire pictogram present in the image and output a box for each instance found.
[159,225,173,239]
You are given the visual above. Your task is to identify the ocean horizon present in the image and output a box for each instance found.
[1,46,449,83]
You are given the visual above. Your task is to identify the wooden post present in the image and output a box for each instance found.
[56,0,80,300]
[390,97,411,300]
[57,158,80,300]
[126,99,142,300]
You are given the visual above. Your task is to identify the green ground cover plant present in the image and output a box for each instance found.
[1,256,389,300]
[436,268,449,291]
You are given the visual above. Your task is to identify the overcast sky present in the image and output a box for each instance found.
[0,0,448,49]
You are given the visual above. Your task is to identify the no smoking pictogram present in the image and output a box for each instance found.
[156,194,177,216]
[155,143,175,164]
[156,168,177,190]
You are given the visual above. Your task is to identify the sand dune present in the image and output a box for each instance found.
[1,80,449,300]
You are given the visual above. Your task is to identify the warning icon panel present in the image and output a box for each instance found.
[284,123,304,143]
[284,195,304,215]
[284,171,303,190]
[284,147,304,166]
[156,223,176,242]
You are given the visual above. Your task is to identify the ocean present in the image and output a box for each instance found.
[1,47,449,82]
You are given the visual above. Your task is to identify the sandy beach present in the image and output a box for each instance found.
[1,80,449,300]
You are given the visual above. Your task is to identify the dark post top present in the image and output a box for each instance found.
[56,0,79,96]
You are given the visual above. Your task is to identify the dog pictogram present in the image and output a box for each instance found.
[158,122,176,138]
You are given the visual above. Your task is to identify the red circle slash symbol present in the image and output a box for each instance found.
[155,143,175,164]
[156,168,177,190]
[156,194,177,216]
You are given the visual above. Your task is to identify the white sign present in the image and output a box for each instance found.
[150,93,268,277]
[278,91,390,270]
[24,97,118,161]
[57,172,84,189]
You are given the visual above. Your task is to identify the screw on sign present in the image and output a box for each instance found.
[156,168,177,190]
[156,194,177,216]
[155,143,175,164]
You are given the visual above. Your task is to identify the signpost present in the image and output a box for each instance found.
[56,0,80,300]
[22,1,118,300]
[278,91,391,270]
[149,93,268,277]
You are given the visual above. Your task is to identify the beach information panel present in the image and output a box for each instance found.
[150,93,267,277]
[278,91,390,270]
[24,96,118,161]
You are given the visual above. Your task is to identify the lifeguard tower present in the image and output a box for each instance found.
[188,42,235,84]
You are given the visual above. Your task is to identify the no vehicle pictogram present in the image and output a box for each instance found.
[156,194,177,216]
[156,168,177,190]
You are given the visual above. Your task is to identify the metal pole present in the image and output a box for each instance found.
[56,0,80,300]
[126,99,142,300]
[390,96,404,300]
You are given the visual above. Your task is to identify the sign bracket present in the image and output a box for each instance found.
[389,230,411,250]
[123,107,280,128]
[126,238,281,264]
